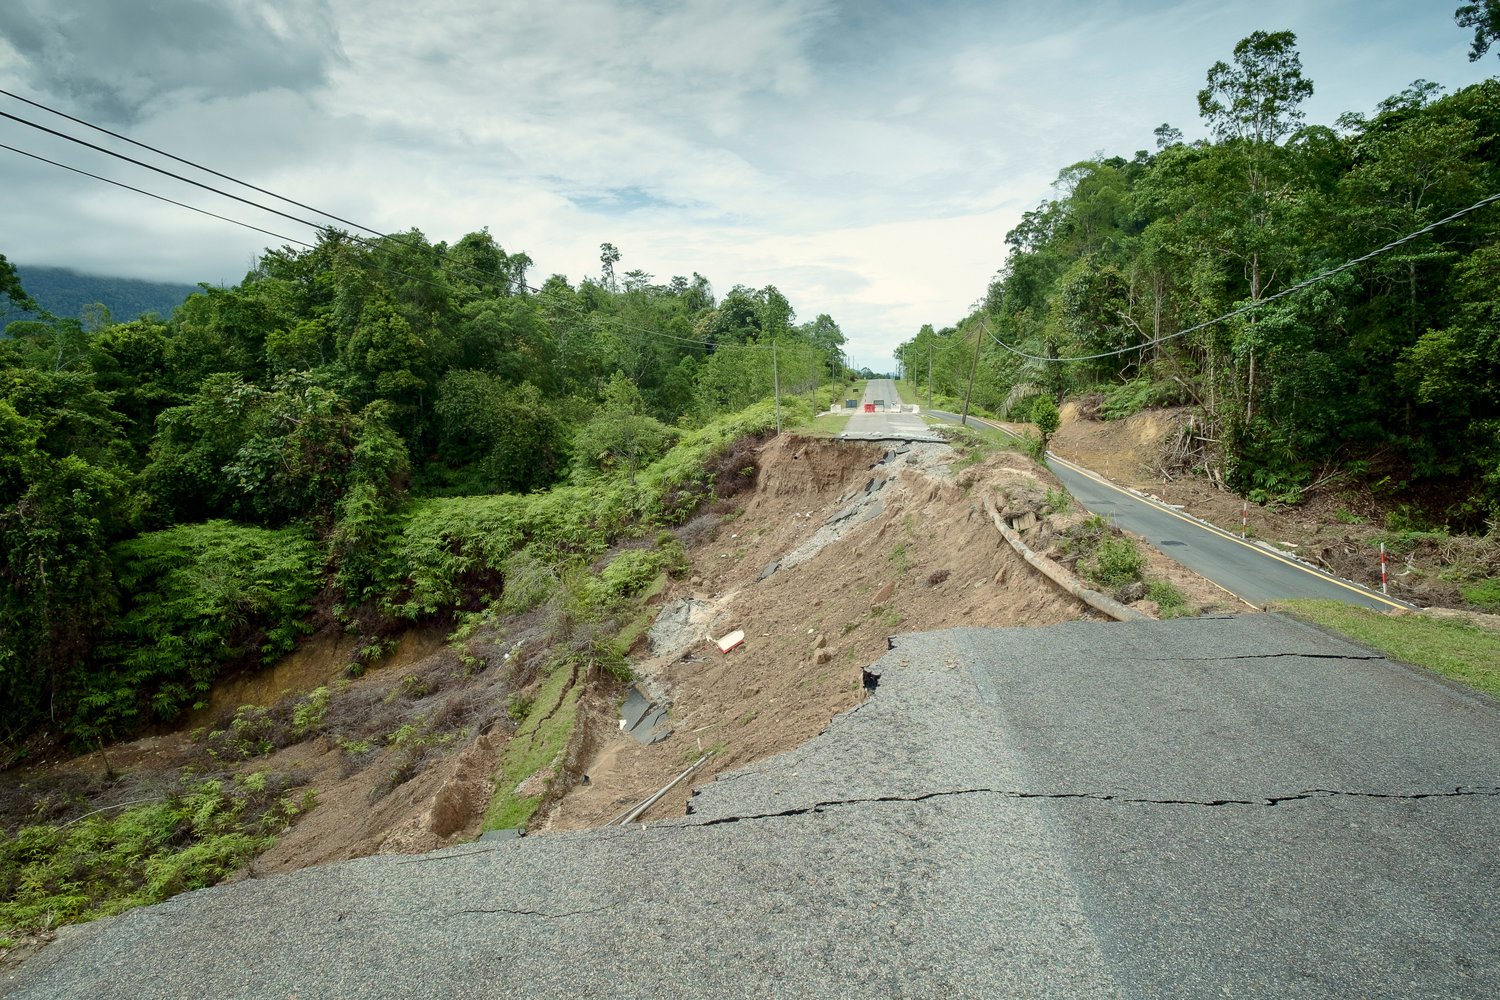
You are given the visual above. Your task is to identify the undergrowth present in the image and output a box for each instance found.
[0,772,312,935]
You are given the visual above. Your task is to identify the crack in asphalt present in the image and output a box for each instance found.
[680,786,1500,827]
[1142,652,1385,663]
[441,903,615,920]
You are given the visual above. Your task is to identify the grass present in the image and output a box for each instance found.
[1,773,311,935]
[480,662,581,831]
[1146,580,1189,618]
[1461,578,1500,611]
[1276,600,1500,700]
[893,380,918,405]
[888,542,910,574]
[798,411,851,436]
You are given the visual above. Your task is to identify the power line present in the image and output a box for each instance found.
[0,142,314,249]
[0,90,541,296]
[1,86,386,240]
[986,190,1500,364]
[0,108,359,241]
[0,96,780,358]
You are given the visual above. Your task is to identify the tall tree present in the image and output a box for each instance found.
[1456,2,1500,60]
[599,243,621,292]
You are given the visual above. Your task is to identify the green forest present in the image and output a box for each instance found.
[0,235,847,756]
[898,31,1500,521]
[0,266,197,329]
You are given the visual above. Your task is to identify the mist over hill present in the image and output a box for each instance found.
[1,265,199,328]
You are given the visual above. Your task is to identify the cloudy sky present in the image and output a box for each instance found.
[0,1,1493,369]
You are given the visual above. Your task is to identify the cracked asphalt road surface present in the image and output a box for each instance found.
[6,615,1497,999]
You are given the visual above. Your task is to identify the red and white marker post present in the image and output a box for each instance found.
[1241,501,1248,539]
[1380,542,1388,595]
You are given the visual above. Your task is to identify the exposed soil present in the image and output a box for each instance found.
[1049,403,1500,610]
[3,425,1235,970]
[542,436,1228,830]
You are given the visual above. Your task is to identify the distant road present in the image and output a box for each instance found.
[838,378,944,442]
[927,409,1407,612]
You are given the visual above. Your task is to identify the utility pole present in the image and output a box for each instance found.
[960,315,985,427]
[772,337,782,433]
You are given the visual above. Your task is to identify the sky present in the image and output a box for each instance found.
[0,1,1494,371]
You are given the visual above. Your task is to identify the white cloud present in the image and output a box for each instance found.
[2,0,1495,369]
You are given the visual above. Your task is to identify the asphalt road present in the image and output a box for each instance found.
[839,378,943,442]
[8,615,1496,999]
[928,409,1405,611]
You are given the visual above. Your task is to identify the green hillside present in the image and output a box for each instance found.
[1,265,198,329]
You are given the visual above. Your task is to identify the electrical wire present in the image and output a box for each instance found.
[0,142,314,249]
[986,190,1500,364]
[0,97,782,357]
[0,108,357,241]
[1,86,386,239]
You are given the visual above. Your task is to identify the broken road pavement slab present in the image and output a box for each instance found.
[6,614,1497,999]
[619,686,671,745]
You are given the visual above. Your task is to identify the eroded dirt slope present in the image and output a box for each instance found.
[545,436,1113,830]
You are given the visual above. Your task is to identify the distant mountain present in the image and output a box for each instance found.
[1,264,199,329]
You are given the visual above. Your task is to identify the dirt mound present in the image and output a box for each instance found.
[543,436,1105,831]
[1050,402,1190,485]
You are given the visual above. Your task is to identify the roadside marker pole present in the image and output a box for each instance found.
[1380,542,1388,595]
[1241,501,1247,539]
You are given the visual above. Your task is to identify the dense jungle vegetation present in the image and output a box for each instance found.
[899,31,1500,522]
[0,235,847,757]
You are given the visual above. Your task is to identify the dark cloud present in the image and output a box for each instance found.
[0,0,344,122]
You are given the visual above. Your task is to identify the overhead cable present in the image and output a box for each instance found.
[1,86,385,239]
[0,142,314,249]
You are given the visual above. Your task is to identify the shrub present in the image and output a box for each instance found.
[1146,580,1189,618]
[1084,537,1146,588]
[0,774,311,934]
[80,521,320,739]
[602,539,689,598]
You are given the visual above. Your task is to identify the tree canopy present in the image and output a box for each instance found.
[1,233,848,752]
[899,30,1500,520]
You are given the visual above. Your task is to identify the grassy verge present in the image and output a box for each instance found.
[797,411,851,436]
[893,380,918,404]
[1276,600,1500,699]
[481,663,582,832]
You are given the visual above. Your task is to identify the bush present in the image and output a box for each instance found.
[602,538,689,597]
[79,521,320,738]
[382,400,779,619]
[0,774,311,933]
[1083,536,1146,588]
[1146,580,1189,617]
